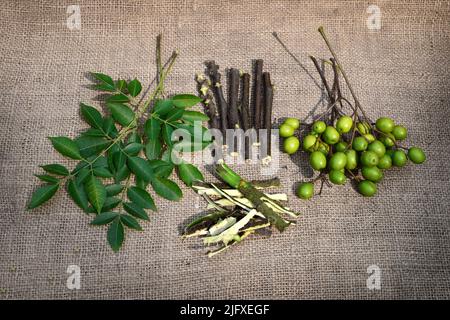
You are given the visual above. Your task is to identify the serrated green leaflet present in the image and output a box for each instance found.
[35,174,59,184]
[27,184,59,209]
[80,103,103,129]
[127,79,142,97]
[106,93,130,103]
[85,175,106,214]
[40,164,69,176]
[144,118,161,140]
[151,177,182,201]
[172,94,202,108]
[145,139,162,160]
[49,136,82,160]
[127,186,156,211]
[106,102,136,127]
[107,217,124,252]
[153,99,173,116]
[90,212,118,225]
[181,110,209,123]
[105,184,124,196]
[75,136,110,158]
[120,215,142,231]
[123,202,149,220]
[123,142,143,156]
[177,163,204,186]
[67,179,89,212]
[127,157,154,182]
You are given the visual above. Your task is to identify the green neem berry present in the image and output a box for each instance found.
[385,149,395,157]
[352,136,368,151]
[329,170,347,185]
[302,135,317,151]
[408,147,426,164]
[279,124,295,138]
[312,120,326,134]
[392,125,407,140]
[377,154,392,169]
[361,166,384,183]
[358,180,377,197]
[367,140,386,158]
[297,182,314,200]
[345,149,358,170]
[284,118,300,130]
[322,126,340,145]
[335,141,348,152]
[360,151,379,167]
[336,116,353,134]
[356,122,370,135]
[392,150,408,167]
[283,136,300,154]
[375,117,395,133]
[379,133,396,147]
[329,152,347,170]
[317,142,330,156]
[363,133,376,143]
[309,151,327,170]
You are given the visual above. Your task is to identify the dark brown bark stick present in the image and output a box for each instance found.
[195,74,220,130]
[240,73,251,160]
[228,68,240,130]
[263,72,273,162]
[206,61,228,141]
[240,73,251,131]
[252,60,264,137]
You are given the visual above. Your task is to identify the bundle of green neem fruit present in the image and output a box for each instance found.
[278,27,426,199]
[27,28,426,255]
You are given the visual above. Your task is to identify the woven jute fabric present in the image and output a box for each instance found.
[0,0,449,300]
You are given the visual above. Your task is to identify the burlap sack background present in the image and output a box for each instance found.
[0,0,449,299]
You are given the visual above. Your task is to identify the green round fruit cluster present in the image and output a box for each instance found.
[279,116,426,199]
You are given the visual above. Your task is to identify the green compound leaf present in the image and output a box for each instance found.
[27,184,59,210]
[48,136,82,160]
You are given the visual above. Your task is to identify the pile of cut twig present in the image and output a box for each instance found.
[195,60,274,163]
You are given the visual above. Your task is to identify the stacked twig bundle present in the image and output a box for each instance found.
[195,60,274,163]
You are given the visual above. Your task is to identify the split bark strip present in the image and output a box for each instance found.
[206,61,228,142]
[252,59,264,141]
[262,72,273,163]
[240,73,251,160]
